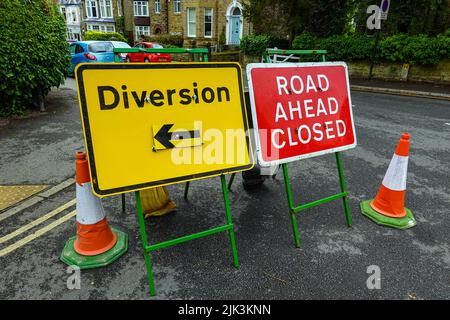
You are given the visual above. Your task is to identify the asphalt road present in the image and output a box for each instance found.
[0,80,449,299]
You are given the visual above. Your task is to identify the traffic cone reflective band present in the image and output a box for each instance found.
[360,133,416,229]
[60,152,128,269]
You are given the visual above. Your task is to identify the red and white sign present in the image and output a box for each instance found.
[247,62,357,166]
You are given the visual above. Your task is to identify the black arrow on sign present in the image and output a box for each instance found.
[154,124,200,150]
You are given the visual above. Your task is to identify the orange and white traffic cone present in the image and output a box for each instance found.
[60,151,128,269]
[360,133,416,229]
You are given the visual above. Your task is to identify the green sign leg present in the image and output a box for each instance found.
[227,172,236,191]
[135,191,156,296]
[184,181,190,199]
[335,152,352,227]
[282,163,301,248]
[221,175,239,268]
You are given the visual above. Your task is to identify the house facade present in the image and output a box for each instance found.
[123,0,251,46]
[58,0,83,41]
[81,0,123,33]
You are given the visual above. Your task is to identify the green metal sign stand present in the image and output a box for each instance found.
[258,49,352,247]
[113,47,240,297]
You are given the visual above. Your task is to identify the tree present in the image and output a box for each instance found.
[0,0,70,116]
[243,0,357,42]
[354,0,450,36]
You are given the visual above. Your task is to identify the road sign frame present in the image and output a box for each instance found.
[246,61,357,167]
[105,48,248,297]
[245,49,353,247]
[76,63,253,197]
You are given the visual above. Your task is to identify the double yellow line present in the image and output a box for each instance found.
[0,199,77,258]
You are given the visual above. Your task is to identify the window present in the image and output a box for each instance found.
[154,0,160,14]
[87,24,114,32]
[67,7,78,23]
[61,6,66,20]
[104,25,115,32]
[86,0,98,18]
[69,44,76,54]
[100,0,113,18]
[75,44,84,54]
[187,8,196,37]
[88,42,114,52]
[117,0,122,16]
[135,26,150,40]
[134,1,149,16]
[173,0,181,14]
[204,8,213,38]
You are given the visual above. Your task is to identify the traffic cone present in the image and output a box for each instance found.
[360,133,416,229]
[60,151,128,269]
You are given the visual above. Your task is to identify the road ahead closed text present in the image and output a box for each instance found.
[247,62,356,165]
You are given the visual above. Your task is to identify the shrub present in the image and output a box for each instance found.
[83,31,127,42]
[379,34,410,62]
[318,34,373,61]
[436,34,450,59]
[240,35,271,56]
[144,34,184,47]
[379,34,444,65]
[292,32,317,50]
[403,35,440,65]
[0,0,70,116]
[268,36,290,50]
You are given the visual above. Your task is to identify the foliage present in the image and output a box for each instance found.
[244,0,357,42]
[83,31,127,42]
[219,26,227,47]
[291,32,450,65]
[240,35,271,56]
[292,32,317,49]
[0,0,70,116]
[354,0,450,36]
[144,34,184,47]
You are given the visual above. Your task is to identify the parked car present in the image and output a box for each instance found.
[69,41,130,74]
[125,42,171,63]
[110,41,132,62]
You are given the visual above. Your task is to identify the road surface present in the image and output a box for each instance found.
[0,80,449,299]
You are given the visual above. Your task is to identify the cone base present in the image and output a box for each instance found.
[360,200,416,230]
[60,227,128,269]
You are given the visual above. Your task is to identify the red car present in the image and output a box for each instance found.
[126,42,171,63]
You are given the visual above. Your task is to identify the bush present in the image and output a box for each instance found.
[318,34,373,61]
[268,36,290,50]
[240,35,271,56]
[0,0,70,116]
[436,34,450,59]
[292,32,317,50]
[83,31,127,42]
[290,32,449,65]
[379,34,444,65]
[144,34,184,47]
[378,34,410,62]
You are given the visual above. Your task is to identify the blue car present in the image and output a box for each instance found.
[69,41,130,75]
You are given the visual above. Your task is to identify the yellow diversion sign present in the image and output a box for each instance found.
[76,63,253,197]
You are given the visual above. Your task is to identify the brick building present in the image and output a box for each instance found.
[123,0,252,46]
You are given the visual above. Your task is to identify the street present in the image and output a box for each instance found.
[0,81,449,299]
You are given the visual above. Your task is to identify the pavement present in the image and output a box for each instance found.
[350,78,450,100]
[0,77,449,300]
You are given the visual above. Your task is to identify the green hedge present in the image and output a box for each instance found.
[143,34,184,47]
[0,0,70,116]
[83,31,128,42]
[240,35,290,56]
[291,32,450,65]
